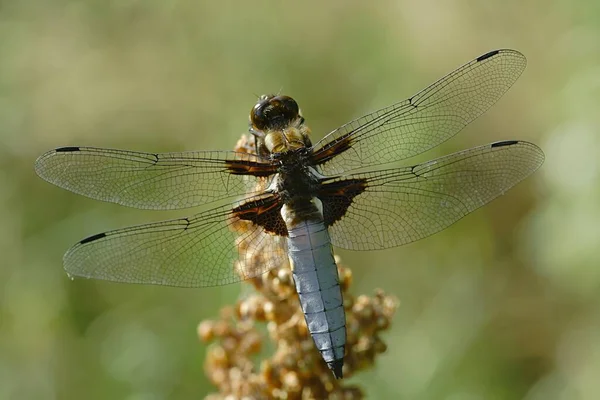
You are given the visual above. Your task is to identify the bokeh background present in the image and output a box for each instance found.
[1,0,599,399]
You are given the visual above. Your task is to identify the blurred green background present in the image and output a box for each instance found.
[1,0,599,399]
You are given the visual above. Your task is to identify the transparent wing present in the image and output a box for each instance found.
[63,197,288,287]
[311,49,527,175]
[325,140,544,250]
[35,146,276,210]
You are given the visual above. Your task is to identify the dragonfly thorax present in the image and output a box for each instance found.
[264,127,310,154]
[276,155,320,202]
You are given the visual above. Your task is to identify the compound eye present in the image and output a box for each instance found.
[250,100,269,131]
[274,95,299,117]
[250,95,300,131]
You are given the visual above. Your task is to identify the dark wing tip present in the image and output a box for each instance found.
[79,232,107,245]
[490,140,545,171]
[491,140,519,148]
[327,359,344,379]
[55,146,81,152]
[476,49,526,65]
[35,147,81,176]
[477,49,500,62]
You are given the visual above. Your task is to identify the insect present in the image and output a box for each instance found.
[35,49,544,379]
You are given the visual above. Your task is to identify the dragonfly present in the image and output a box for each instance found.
[35,49,544,379]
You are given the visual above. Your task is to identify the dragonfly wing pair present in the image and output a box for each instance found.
[34,49,544,288]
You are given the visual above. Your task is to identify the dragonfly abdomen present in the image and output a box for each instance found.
[286,217,346,379]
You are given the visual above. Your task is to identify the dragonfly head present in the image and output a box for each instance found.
[250,94,301,132]
[249,94,311,156]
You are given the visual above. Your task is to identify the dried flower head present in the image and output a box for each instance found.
[198,135,399,399]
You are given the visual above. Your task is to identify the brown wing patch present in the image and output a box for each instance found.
[232,194,287,236]
[225,159,277,177]
[310,135,353,165]
[318,178,367,227]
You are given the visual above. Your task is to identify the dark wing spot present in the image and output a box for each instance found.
[79,232,107,244]
[319,178,368,227]
[232,194,287,236]
[477,50,500,62]
[225,159,277,177]
[55,146,81,152]
[311,136,353,166]
[491,140,519,148]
